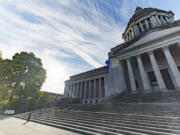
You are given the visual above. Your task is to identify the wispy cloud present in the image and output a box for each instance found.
[1,0,178,94]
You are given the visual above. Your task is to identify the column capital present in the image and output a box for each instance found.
[126,57,132,61]
[136,54,142,58]
[162,45,169,51]
[148,50,154,55]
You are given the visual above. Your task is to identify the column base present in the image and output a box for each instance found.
[131,90,137,94]
[176,87,180,91]
[143,89,153,93]
[159,88,169,92]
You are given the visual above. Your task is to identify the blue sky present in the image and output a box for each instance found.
[0,0,179,94]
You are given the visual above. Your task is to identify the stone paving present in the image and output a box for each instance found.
[0,116,80,135]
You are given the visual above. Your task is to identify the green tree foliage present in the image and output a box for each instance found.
[0,51,2,61]
[0,59,12,105]
[0,51,49,113]
[35,91,51,109]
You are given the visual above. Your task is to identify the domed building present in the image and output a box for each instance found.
[63,7,180,104]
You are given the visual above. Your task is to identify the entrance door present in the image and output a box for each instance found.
[160,69,175,90]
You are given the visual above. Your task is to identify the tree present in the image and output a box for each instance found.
[0,59,12,105]
[0,51,2,61]
[0,51,47,112]
[35,91,51,109]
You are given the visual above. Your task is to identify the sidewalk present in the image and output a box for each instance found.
[0,116,80,135]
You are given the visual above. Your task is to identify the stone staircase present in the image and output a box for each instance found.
[14,103,180,135]
[111,90,180,103]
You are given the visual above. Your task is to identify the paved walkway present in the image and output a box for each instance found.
[0,116,80,135]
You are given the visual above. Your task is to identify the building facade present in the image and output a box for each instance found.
[64,7,180,104]
[43,91,63,104]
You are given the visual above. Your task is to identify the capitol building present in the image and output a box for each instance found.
[63,7,180,104]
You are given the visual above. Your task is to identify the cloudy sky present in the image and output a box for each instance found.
[0,0,180,94]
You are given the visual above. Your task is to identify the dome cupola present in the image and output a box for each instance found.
[122,7,174,42]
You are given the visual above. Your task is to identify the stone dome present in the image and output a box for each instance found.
[122,7,174,42]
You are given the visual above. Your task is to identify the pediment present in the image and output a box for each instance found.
[123,25,180,51]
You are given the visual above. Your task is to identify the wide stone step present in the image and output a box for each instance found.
[14,109,180,135]
[16,110,180,127]
[30,117,148,135]
[14,116,103,135]
[47,111,180,126]
[27,117,127,135]
[67,103,180,116]
[55,110,180,121]
[34,113,180,132]
[30,113,180,134]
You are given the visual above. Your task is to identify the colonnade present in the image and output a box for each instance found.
[67,77,105,99]
[126,46,180,91]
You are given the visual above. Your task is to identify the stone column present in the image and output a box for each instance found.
[150,15,157,28]
[72,83,75,98]
[63,83,68,98]
[94,79,96,98]
[155,15,162,26]
[160,16,166,24]
[133,24,140,36]
[139,22,144,32]
[73,83,76,97]
[83,81,87,99]
[70,84,73,97]
[126,58,137,92]
[99,78,102,98]
[145,20,150,29]
[165,17,169,22]
[68,84,71,98]
[162,46,180,89]
[148,51,166,90]
[80,82,83,98]
[137,55,151,91]
[76,82,79,97]
[67,84,70,97]
[88,80,92,98]
[130,28,134,38]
